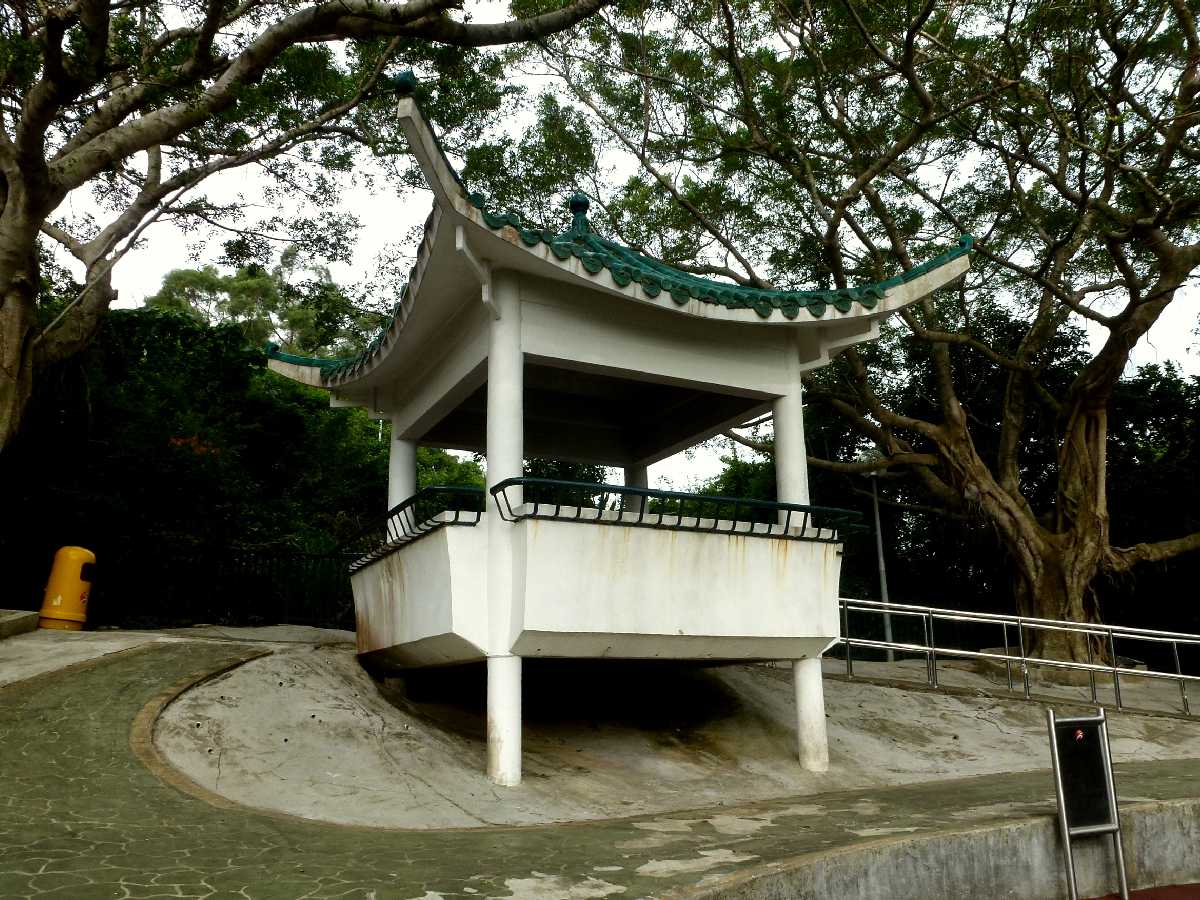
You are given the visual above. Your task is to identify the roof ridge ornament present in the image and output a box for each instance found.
[566,192,591,240]
[393,69,418,97]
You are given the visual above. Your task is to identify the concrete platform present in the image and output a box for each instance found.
[153,643,1200,829]
[0,609,38,641]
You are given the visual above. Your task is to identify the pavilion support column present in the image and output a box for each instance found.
[388,417,417,509]
[774,387,829,773]
[773,390,810,508]
[792,657,828,771]
[624,464,648,513]
[485,270,523,787]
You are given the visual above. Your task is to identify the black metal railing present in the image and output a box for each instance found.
[489,477,865,542]
[75,549,358,630]
[342,485,485,572]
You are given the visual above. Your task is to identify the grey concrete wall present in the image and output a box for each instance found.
[683,798,1200,900]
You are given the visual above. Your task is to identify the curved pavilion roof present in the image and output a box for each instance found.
[268,74,971,389]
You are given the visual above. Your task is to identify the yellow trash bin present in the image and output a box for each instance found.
[39,546,95,631]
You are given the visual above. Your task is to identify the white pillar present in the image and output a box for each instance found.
[773,390,809,508]
[623,464,648,513]
[388,420,417,509]
[485,270,523,786]
[774,388,828,772]
[793,657,829,772]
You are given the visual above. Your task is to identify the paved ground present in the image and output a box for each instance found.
[1,640,1198,899]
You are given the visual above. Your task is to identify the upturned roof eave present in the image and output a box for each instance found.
[452,195,971,328]
[266,86,972,388]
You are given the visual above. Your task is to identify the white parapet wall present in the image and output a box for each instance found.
[512,518,840,660]
[352,514,841,666]
[352,526,488,666]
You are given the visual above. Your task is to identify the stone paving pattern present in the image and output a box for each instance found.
[1,641,1198,899]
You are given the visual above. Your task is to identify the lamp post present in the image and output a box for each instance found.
[870,472,895,663]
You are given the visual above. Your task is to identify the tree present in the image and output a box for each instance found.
[0,306,483,618]
[700,360,1200,639]
[0,0,608,449]
[506,0,1200,657]
[146,246,381,357]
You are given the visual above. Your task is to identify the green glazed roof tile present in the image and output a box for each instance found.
[264,343,351,370]
[464,190,972,323]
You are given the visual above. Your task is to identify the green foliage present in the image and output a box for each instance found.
[145,247,384,357]
[1108,365,1200,548]
[461,93,600,227]
[1096,364,1200,633]
[0,310,481,614]
[524,457,609,483]
[700,454,775,502]
[5,309,383,552]
[35,246,83,325]
[419,447,484,490]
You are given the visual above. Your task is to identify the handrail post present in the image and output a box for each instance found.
[870,473,894,662]
[1108,630,1122,710]
[923,612,933,687]
[843,599,854,679]
[1002,621,1014,693]
[1173,641,1190,716]
[1086,635,1098,704]
[928,612,939,689]
[1017,618,1031,699]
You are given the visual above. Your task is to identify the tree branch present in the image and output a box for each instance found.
[1108,530,1200,573]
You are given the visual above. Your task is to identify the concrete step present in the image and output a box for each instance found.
[0,610,39,641]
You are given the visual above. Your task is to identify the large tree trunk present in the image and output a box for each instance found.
[0,213,116,451]
[935,411,1109,665]
[0,237,39,451]
[1012,533,1106,666]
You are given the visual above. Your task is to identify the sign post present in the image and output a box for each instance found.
[1047,708,1129,900]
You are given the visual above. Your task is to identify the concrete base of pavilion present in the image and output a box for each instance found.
[151,635,1200,830]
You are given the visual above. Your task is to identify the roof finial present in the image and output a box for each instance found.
[394,69,418,96]
[567,191,590,238]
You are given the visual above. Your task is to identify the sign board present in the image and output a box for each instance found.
[1053,717,1114,830]
[1047,708,1128,900]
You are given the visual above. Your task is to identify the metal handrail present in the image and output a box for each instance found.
[842,597,1200,643]
[836,597,1196,717]
[342,485,485,573]
[489,477,865,542]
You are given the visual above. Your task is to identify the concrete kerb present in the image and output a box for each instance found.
[666,796,1200,900]
[129,644,275,817]
[0,609,39,641]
